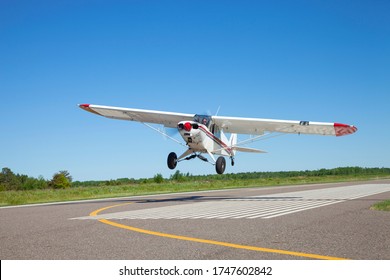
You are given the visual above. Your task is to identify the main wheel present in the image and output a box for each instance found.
[167,152,178,170]
[216,156,226,174]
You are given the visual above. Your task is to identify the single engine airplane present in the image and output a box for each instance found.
[79,104,357,174]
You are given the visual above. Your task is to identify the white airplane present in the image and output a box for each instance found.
[79,104,357,174]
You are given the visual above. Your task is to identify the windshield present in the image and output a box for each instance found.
[193,114,212,127]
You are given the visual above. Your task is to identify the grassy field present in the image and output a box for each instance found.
[1,174,389,207]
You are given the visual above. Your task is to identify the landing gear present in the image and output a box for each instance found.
[167,152,177,170]
[216,156,226,174]
[168,151,228,175]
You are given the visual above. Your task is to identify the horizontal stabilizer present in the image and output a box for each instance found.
[232,146,267,153]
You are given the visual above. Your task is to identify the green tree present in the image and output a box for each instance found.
[21,176,48,190]
[59,170,73,183]
[153,173,164,184]
[170,170,186,182]
[0,167,21,190]
[49,172,71,189]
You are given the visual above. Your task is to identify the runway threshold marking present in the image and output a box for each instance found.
[90,202,348,260]
[83,184,390,220]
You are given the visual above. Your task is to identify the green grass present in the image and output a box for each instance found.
[1,174,389,207]
[371,200,390,211]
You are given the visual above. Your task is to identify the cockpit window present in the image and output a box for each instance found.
[193,114,212,127]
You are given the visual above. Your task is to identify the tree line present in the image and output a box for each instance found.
[1,166,389,191]
[0,168,72,191]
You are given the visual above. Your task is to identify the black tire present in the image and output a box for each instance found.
[167,152,177,170]
[216,156,226,174]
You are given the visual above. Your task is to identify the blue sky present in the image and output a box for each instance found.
[1,0,389,181]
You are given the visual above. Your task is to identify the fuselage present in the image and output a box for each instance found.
[177,119,233,157]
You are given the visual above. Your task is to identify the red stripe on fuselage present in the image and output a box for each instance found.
[198,126,233,156]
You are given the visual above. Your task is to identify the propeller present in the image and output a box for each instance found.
[163,126,180,139]
[142,123,185,147]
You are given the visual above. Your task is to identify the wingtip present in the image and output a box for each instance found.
[78,103,102,116]
[334,123,358,136]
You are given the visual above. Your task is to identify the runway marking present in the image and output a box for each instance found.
[76,184,390,220]
[89,202,348,260]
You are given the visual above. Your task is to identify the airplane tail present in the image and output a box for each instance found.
[232,146,267,153]
[230,133,267,154]
[229,134,238,156]
[213,132,266,155]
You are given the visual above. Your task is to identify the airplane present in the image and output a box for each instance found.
[79,104,357,174]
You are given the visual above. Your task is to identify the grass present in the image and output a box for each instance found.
[370,200,390,211]
[1,174,389,207]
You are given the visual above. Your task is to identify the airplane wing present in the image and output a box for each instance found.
[80,104,357,136]
[79,104,194,128]
[212,116,357,137]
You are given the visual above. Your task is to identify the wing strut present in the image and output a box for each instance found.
[235,132,287,147]
[141,122,186,147]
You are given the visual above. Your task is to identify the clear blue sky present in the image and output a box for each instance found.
[1,0,389,181]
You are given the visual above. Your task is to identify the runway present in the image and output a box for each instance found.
[1,180,390,259]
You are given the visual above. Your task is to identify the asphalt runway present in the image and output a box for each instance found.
[1,180,390,260]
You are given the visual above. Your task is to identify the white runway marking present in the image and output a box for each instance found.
[73,184,390,220]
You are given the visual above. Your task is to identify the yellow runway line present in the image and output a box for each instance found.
[90,202,348,260]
